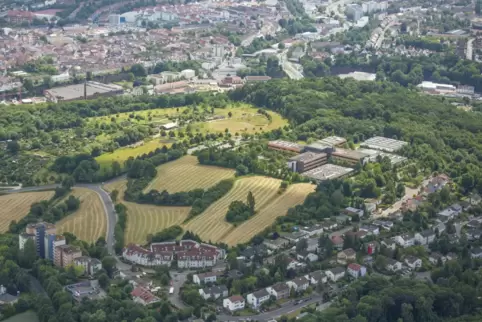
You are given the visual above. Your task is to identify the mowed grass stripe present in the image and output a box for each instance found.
[222,183,315,245]
[183,176,282,243]
[0,191,55,233]
[57,188,107,242]
[124,202,191,244]
[144,156,235,193]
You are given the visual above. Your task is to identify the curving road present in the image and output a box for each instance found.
[6,182,118,256]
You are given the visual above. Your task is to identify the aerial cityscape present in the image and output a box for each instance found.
[2,0,482,321]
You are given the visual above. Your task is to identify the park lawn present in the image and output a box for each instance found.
[95,138,174,168]
[189,105,287,135]
[3,311,39,322]
[87,106,187,125]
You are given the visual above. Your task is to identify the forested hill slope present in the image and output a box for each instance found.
[230,78,482,191]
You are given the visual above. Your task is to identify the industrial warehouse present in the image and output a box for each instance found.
[269,136,409,183]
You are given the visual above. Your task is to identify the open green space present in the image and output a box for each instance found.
[3,311,39,322]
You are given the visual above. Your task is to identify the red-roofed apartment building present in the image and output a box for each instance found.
[347,263,367,279]
[131,286,160,306]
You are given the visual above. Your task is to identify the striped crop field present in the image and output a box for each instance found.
[0,191,55,233]
[104,156,235,195]
[124,202,191,244]
[143,155,235,193]
[183,176,313,244]
[221,183,315,245]
[57,188,107,242]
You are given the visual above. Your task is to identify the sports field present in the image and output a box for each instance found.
[0,191,54,233]
[144,155,235,192]
[183,176,313,244]
[124,202,191,244]
[57,188,107,242]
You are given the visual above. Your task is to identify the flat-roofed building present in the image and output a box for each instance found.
[331,148,368,165]
[318,136,347,147]
[44,81,123,102]
[268,140,305,153]
[304,141,333,154]
[287,152,327,173]
[357,148,408,165]
[360,136,408,153]
[302,164,354,182]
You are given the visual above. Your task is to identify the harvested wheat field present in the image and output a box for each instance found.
[124,202,191,244]
[221,183,315,245]
[144,156,235,193]
[57,188,106,242]
[183,176,287,243]
[104,156,235,196]
[0,191,55,233]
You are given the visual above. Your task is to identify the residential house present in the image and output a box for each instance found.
[363,255,374,266]
[308,271,327,285]
[364,198,380,214]
[359,224,380,236]
[267,283,290,300]
[0,285,18,305]
[381,238,397,250]
[240,244,269,260]
[347,263,367,278]
[282,232,308,244]
[364,241,378,255]
[193,272,220,285]
[402,196,424,212]
[466,229,482,241]
[264,238,289,251]
[223,295,245,311]
[415,230,436,246]
[394,234,416,248]
[300,224,324,237]
[331,235,344,250]
[385,258,402,272]
[74,256,102,276]
[466,220,481,229]
[470,247,482,259]
[344,207,364,218]
[429,252,446,265]
[131,286,160,306]
[286,277,310,292]
[404,256,422,269]
[337,248,356,265]
[424,174,450,194]
[325,267,346,282]
[247,289,271,308]
[432,222,446,234]
[322,221,338,231]
[446,252,458,261]
[199,285,229,300]
[470,193,482,206]
[296,251,319,262]
[306,238,320,253]
[372,220,394,231]
[335,214,351,224]
[438,204,462,220]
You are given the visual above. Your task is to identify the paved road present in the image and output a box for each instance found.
[217,296,327,321]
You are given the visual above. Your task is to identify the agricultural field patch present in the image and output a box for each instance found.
[56,188,107,242]
[0,191,55,233]
[182,176,285,243]
[221,183,315,245]
[144,155,236,193]
[124,202,191,244]
[95,138,174,168]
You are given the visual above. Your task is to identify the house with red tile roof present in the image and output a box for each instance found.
[131,286,160,306]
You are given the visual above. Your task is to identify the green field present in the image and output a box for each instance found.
[95,138,175,168]
[93,104,288,168]
[3,311,39,322]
